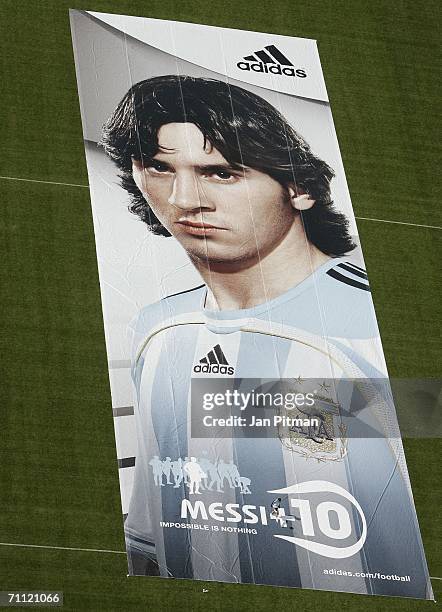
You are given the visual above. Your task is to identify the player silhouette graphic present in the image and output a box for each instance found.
[149,456,252,495]
[183,457,206,495]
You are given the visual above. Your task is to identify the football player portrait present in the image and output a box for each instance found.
[100,75,430,597]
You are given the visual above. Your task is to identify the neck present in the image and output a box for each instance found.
[193,219,330,311]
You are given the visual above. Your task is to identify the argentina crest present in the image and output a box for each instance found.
[276,379,348,462]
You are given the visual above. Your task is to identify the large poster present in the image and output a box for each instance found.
[70,10,433,599]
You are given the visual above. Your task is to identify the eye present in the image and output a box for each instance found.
[147,160,171,174]
[214,170,233,180]
[208,169,239,182]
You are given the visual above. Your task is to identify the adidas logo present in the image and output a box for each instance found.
[193,344,234,375]
[237,44,307,78]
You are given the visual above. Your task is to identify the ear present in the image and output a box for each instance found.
[288,185,316,211]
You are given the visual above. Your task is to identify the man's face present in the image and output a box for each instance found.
[132,123,297,266]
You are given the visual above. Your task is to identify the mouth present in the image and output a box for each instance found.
[175,219,227,236]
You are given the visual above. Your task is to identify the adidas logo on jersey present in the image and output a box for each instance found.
[326,261,370,292]
[237,44,307,78]
[193,344,234,375]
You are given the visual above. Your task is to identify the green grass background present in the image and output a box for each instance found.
[0,0,440,609]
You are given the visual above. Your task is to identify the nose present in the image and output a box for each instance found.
[168,172,213,210]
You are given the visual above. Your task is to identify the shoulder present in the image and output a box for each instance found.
[128,284,206,339]
[318,259,387,374]
[319,259,371,311]
[317,258,380,340]
[128,284,206,383]
[323,259,370,294]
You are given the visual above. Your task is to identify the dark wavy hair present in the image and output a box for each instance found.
[101,75,355,256]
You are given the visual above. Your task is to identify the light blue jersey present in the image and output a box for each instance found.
[125,258,431,598]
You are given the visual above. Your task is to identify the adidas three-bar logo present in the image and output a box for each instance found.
[237,44,307,78]
[327,262,371,292]
[193,344,234,375]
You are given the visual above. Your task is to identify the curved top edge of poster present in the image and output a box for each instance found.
[85,10,329,103]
